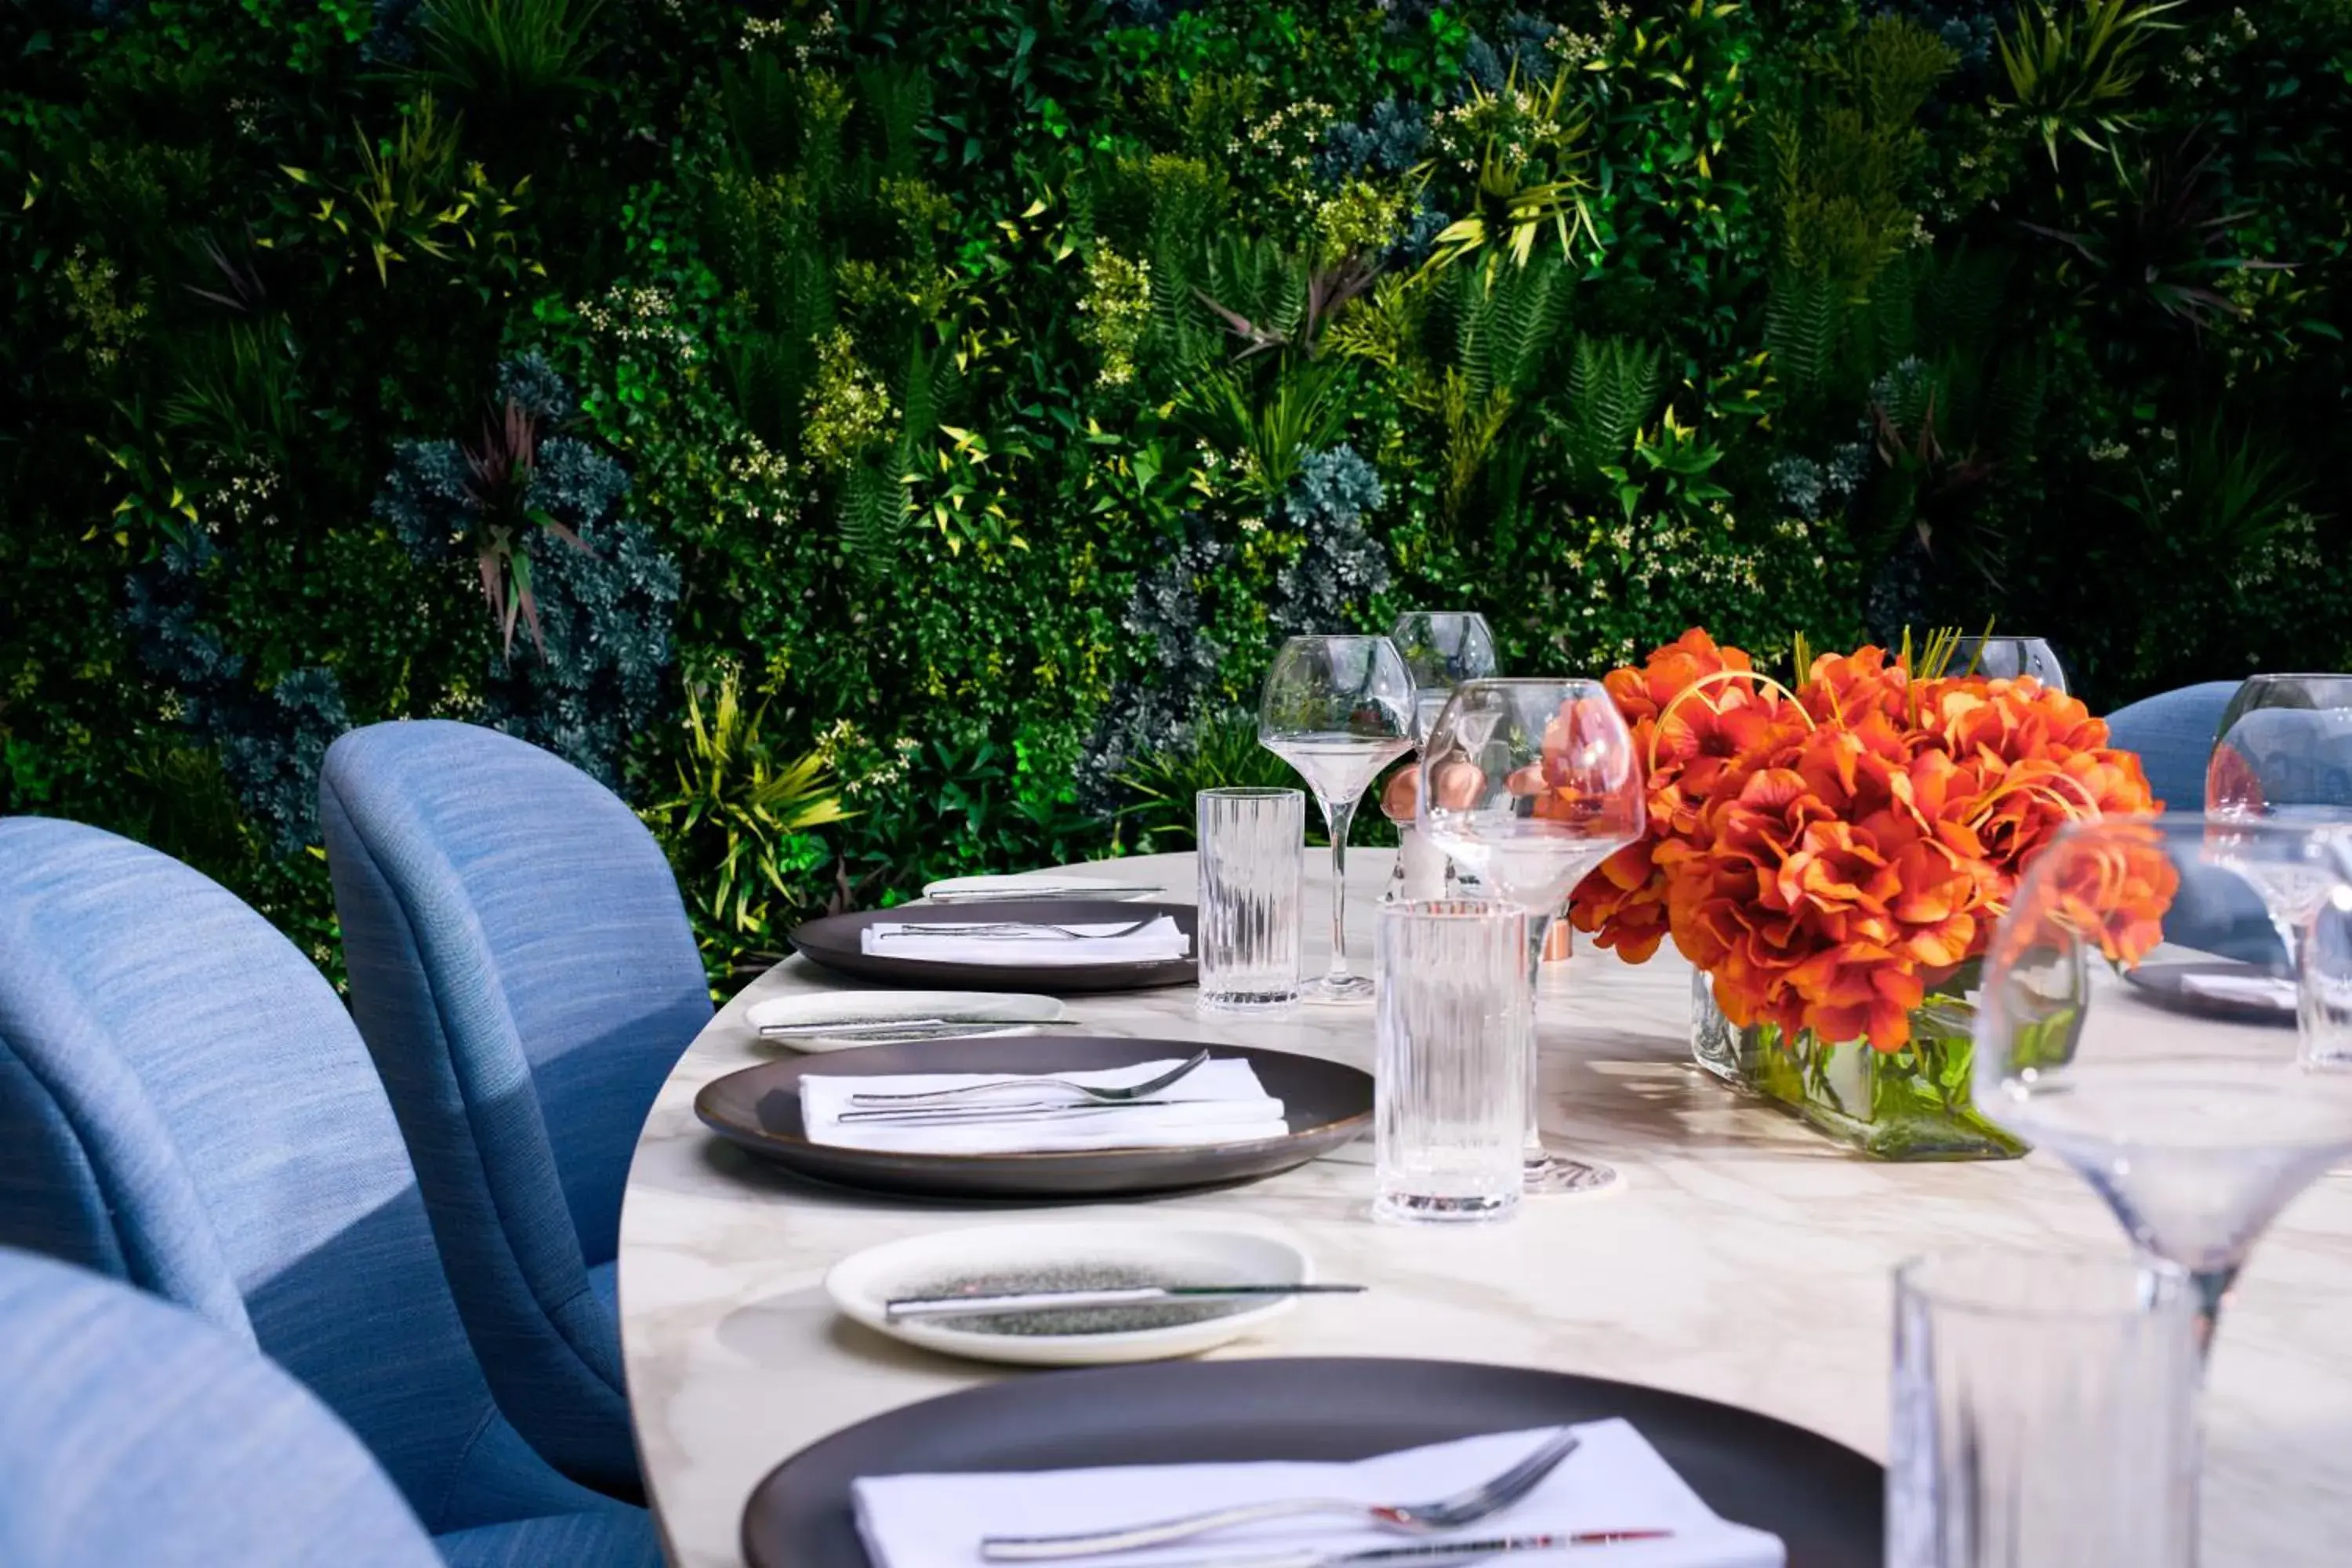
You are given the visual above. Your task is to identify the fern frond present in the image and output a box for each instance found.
[1764,268,1841,394]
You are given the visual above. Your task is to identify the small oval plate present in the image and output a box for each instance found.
[825,1222,1312,1367]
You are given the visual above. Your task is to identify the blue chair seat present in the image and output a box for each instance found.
[0,1246,662,1566]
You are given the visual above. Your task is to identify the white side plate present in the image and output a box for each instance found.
[824,1223,1311,1367]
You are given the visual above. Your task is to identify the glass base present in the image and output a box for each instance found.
[1301,972,1377,1006]
[1523,1151,1620,1196]
[1374,1189,1519,1225]
[1197,989,1301,1016]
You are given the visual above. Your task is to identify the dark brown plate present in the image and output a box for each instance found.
[787,900,1199,993]
[694,1036,1370,1199]
[740,1357,1882,1568]
[2122,960,2295,1026]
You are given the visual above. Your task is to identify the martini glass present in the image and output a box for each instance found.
[1972,814,2352,1349]
[1258,635,1417,1005]
[1420,678,1644,1193]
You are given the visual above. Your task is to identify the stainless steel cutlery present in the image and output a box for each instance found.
[845,1051,1209,1108]
[883,1283,1367,1321]
[979,1429,1585,1559]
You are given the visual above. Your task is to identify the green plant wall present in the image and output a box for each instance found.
[4,0,2348,984]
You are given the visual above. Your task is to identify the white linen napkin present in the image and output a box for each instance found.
[852,1420,1784,1568]
[800,1058,1288,1154]
[2181,971,2296,1009]
[860,916,1191,967]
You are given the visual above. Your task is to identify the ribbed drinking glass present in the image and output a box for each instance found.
[1373,899,1530,1225]
[1196,787,1305,1014]
[1889,1249,2199,1568]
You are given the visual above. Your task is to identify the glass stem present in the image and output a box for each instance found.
[1323,794,1357,983]
[1523,907,1557,1160]
[2188,1264,2237,1362]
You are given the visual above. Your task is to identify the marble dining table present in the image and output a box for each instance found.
[618,849,2352,1567]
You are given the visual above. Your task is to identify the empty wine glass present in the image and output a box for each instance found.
[1384,612,1501,902]
[2206,673,2352,1032]
[1258,635,1417,1005]
[1389,612,1501,742]
[1972,815,2352,1351]
[1420,678,1645,1192]
[1949,636,2067,692]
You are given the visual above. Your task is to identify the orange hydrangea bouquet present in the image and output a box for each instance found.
[1567,629,2162,1052]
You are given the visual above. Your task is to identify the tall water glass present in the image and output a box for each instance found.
[1373,900,1530,1225]
[1889,1250,2199,1568]
[1196,787,1305,1014]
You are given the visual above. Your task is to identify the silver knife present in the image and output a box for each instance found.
[832,1099,1185,1126]
[1160,1531,1674,1568]
[885,1283,1367,1320]
[760,1018,1083,1036]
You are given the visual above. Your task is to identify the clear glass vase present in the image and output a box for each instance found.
[1687,969,2025,1161]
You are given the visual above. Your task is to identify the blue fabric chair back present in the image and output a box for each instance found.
[0,1244,442,1568]
[319,719,709,1490]
[2103,681,2239,814]
[0,818,648,1546]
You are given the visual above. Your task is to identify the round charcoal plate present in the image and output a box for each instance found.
[694,1035,1370,1199]
[740,1357,1882,1568]
[787,900,1199,993]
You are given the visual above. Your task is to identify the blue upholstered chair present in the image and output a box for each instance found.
[319,720,711,1494]
[0,819,660,1567]
[0,1245,442,1568]
[2103,680,2238,814]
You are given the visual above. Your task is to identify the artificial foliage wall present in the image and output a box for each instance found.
[4,0,2348,981]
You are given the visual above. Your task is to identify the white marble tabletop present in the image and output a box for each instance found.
[618,851,2352,1567]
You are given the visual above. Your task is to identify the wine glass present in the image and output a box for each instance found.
[1389,612,1501,742]
[2205,673,2352,1046]
[1949,635,2068,691]
[1258,635,1417,1005]
[1383,612,1501,902]
[1419,678,1645,1192]
[1972,815,2352,1351]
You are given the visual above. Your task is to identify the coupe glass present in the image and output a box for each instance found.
[1389,611,1501,742]
[1972,815,2352,1350]
[1258,635,1417,1005]
[1419,678,1645,1192]
[2205,673,2352,1022]
[1949,635,2067,691]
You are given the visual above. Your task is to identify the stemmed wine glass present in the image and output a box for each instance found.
[1258,635,1417,1005]
[1949,635,2068,691]
[1419,678,1645,1192]
[2206,673,2352,1058]
[1383,612,1500,902]
[1389,612,1501,742]
[1973,815,2352,1352]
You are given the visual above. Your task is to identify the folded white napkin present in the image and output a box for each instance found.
[800,1058,1288,1154]
[2182,971,2296,1009]
[853,1420,1784,1568]
[862,916,1192,967]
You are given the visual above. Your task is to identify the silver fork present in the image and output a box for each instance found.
[845,1051,1210,1108]
[977,1429,1582,1561]
[887,917,1161,941]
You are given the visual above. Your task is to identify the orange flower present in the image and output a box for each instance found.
[1572,629,2149,1051]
